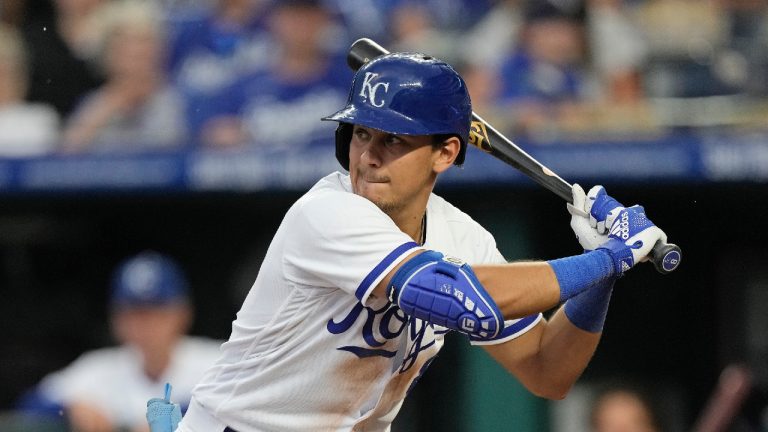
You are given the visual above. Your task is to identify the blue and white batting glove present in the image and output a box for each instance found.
[585,185,625,235]
[567,184,608,251]
[146,383,181,432]
[586,186,667,273]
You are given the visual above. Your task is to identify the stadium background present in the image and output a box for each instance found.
[1,0,767,430]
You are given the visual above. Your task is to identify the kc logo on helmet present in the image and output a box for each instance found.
[360,72,389,107]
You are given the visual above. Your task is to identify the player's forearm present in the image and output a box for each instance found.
[475,250,616,320]
[530,281,615,398]
[482,307,601,400]
[473,261,561,319]
[532,307,602,399]
[494,309,602,400]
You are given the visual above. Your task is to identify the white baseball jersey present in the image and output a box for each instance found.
[182,172,541,432]
[36,336,221,429]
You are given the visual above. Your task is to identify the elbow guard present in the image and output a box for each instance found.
[388,251,503,339]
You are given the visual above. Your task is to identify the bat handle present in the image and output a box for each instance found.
[649,240,682,274]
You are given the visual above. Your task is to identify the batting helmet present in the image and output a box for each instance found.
[322,53,472,170]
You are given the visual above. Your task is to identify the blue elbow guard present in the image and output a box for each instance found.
[388,251,503,339]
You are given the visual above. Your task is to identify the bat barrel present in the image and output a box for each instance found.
[347,38,389,70]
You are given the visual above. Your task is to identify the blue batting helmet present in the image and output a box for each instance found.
[322,53,472,170]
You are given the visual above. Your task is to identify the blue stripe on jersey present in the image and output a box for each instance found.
[472,314,539,343]
[499,314,539,338]
[355,241,420,301]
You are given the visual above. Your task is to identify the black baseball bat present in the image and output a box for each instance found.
[346,38,682,274]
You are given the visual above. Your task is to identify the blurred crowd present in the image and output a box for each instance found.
[1,0,767,157]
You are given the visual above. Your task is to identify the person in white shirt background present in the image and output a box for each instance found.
[21,250,221,432]
[0,23,59,157]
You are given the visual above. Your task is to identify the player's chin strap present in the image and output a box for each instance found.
[388,251,504,339]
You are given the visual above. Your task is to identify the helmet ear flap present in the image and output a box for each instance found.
[335,123,353,171]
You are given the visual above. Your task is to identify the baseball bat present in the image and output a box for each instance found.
[346,38,682,274]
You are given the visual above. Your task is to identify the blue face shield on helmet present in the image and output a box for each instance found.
[322,53,472,170]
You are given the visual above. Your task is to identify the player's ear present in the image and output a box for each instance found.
[433,136,460,173]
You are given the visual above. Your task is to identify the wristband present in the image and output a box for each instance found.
[548,249,616,303]
[564,279,614,332]
[596,237,635,274]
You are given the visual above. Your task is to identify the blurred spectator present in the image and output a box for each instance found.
[199,0,351,151]
[22,0,106,118]
[387,0,498,64]
[495,0,591,139]
[590,386,662,432]
[324,0,399,42]
[167,0,274,137]
[0,24,59,157]
[0,0,26,26]
[17,251,221,432]
[159,0,215,16]
[458,61,512,133]
[328,0,490,43]
[718,0,768,95]
[461,0,524,69]
[61,0,188,153]
[398,0,493,32]
[388,1,460,63]
[634,0,740,97]
[460,62,501,114]
[586,0,649,104]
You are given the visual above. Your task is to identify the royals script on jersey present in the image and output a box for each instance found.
[186,172,540,431]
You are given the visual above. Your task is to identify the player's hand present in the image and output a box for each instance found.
[585,186,668,273]
[585,185,626,234]
[567,184,608,251]
[605,205,667,268]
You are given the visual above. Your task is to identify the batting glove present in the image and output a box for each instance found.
[586,186,667,273]
[146,383,181,432]
[585,185,626,234]
[567,184,608,251]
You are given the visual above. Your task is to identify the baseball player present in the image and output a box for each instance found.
[149,52,666,432]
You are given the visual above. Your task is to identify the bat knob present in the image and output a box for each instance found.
[649,241,682,274]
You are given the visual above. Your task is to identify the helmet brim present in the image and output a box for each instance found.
[322,104,449,138]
